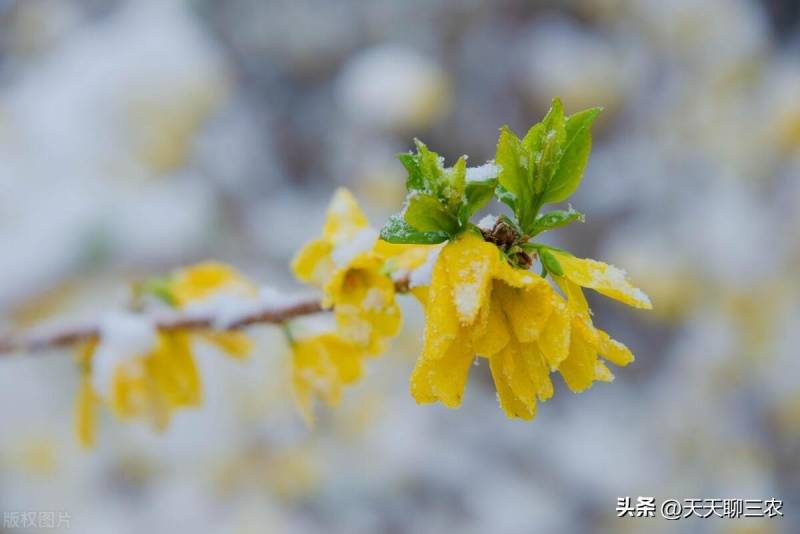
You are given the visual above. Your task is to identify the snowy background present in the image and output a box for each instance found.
[0,0,799,532]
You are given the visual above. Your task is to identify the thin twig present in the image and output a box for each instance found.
[0,275,412,356]
[0,297,324,356]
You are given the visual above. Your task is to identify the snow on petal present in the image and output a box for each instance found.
[552,252,653,309]
[91,312,158,399]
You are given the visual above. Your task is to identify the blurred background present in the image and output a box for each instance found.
[0,0,798,532]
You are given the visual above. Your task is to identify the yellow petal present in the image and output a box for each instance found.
[75,375,98,449]
[520,342,555,401]
[327,258,401,355]
[291,239,334,287]
[594,360,615,382]
[411,331,473,408]
[489,345,536,420]
[170,261,256,307]
[322,188,369,242]
[551,252,653,310]
[291,333,364,424]
[558,319,600,393]
[553,275,591,317]
[536,294,571,370]
[474,289,510,357]
[597,329,635,367]
[148,332,201,407]
[498,340,537,410]
[200,331,253,359]
[420,253,460,360]
[442,232,499,325]
[495,281,554,343]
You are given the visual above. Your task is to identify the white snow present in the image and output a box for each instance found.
[409,245,444,288]
[453,260,489,320]
[331,228,378,267]
[182,285,317,330]
[477,214,498,230]
[361,287,387,311]
[91,311,158,399]
[589,263,652,308]
[466,162,501,183]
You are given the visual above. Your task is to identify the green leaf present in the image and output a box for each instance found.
[134,276,177,307]
[538,247,564,276]
[459,174,497,225]
[415,139,444,194]
[496,126,534,228]
[379,214,449,244]
[525,98,566,196]
[397,152,425,192]
[444,155,467,209]
[495,184,517,213]
[531,207,585,234]
[541,106,602,204]
[404,193,460,234]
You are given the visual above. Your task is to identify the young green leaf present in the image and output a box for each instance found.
[496,126,535,229]
[459,182,494,224]
[444,155,467,210]
[525,97,566,196]
[404,193,460,234]
[540,107,602,204]
[380,214,449,244]
[531,207,585,235]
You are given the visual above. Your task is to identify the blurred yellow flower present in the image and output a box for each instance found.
[74,262,257,447]
[290,331,364,425]
[292,188,402,355]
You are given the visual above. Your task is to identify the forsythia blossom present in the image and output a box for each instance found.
[290,189,429,421]
[74,262,256,447]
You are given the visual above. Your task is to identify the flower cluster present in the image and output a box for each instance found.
[379,98,652,418]
[70,98,651,446]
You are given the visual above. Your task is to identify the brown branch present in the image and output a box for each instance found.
[0,276,412,356]
[0,297,324,356]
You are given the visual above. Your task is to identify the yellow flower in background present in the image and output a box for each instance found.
[325,254,401,355]
[292,188,403,355]
[290,331,365,425]
[74,262,257,447]
[73,329,202,447]
[109,331,201,427]
[74,341,100,448]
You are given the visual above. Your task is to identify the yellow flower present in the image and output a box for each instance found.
[290,331,364,425]
[73,262,256,447]
[292,189,402,355]
[410,232,570,419]
[108,331,201,428]
[411,232,647,420]
[73,330,202,446]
